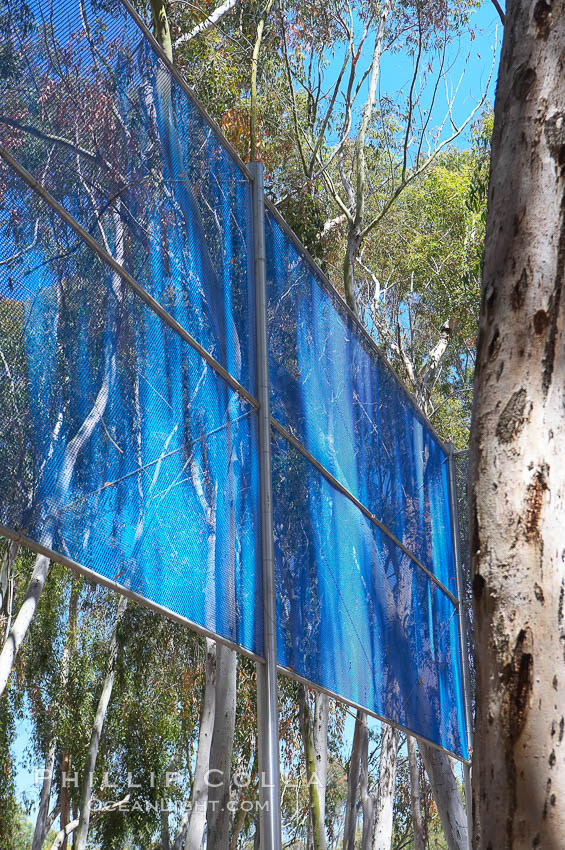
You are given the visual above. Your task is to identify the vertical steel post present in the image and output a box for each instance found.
[250,161,282,850]
[447,443,473,848]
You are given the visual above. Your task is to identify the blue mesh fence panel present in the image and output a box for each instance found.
[266,210,456,596]
[0,173,261,655]
[272,430,467,757]
[0,0,469,759]
[0,0,255,392]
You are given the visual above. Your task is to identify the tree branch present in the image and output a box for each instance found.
[173,0,240,48]
[490,0,505,25]
[0,116,100,165]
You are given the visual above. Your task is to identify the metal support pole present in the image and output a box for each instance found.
[447,443,473,848]
[250,161,282,850]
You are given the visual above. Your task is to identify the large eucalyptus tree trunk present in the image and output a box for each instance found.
[469,1,565,847]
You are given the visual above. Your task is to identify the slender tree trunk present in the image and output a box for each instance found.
[173,0,241,48]
[0,541,18,631]
[206,643,237,850]
[407,737,425,850]
[150,0,173,60]
[185,638,217,850]
[344,229,363,315]
[469,2,565,847]
[0,551,51,697]
[313,692,329,831]
[299,685,327,850]
[60,578,79,850]
[32,577,79,850]
[249,0,274,162]
[161,809,171,850]
[48,796,129,850]
[419,742,467,850]
[343,0,392,313]
[343,710,364,850]
[370,725,398,850]
[74,595,128,850]
[359,714,373,850]
[32,736,57,850]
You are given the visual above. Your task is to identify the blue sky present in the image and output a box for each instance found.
[320,0,503,152]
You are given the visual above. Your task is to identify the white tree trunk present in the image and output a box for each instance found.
[299,685,328,850]
[0,540,18,629]
[49,796,129,850]
[0,551,51,697]
[407,737,425,850]
[359,714,373,850]
[370,725,398,850]
[343,710,363,850]
[313,692,329,831]
[74,595,128,850]
[185,638,217,850]
[173,0,240,48]
[419,741,467,850]
[206,642,237,849]
[469,2,565,847]
[31,736,56,850]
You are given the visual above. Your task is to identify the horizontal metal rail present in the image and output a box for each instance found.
[270,417,459,607]
[0,525,264,664]
[0,145,259,413]
[119,0,255,185]
[276,663,470,766]
[263,200,452,456]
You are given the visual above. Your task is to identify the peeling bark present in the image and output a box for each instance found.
[470,2,565,847]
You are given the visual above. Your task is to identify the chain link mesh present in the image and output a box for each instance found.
[0,0,468,757]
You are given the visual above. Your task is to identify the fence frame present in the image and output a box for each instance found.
[251,161,282,850]
[0,2,475,843]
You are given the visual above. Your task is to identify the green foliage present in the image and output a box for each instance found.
[0,691,17,850]
[7,807,33,850]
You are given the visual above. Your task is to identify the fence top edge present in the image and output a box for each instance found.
[117,0,455,456]
[119,0,256,185]
[0,145,260,412]
[27,0,451,456]
[263,199,451,456]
